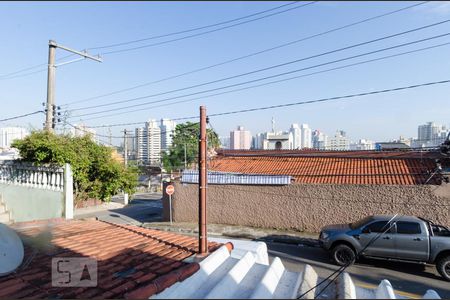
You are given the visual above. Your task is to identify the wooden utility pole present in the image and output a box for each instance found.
[44,40,102,132]
[198,106,208,255]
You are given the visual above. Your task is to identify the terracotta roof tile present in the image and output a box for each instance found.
[209,150,440,185]
[2,219,221,299]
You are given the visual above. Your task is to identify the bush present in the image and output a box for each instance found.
[12,130,138,201]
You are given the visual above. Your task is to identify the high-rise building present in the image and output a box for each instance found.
[219,136,230,149]
[312,130,329,150]
[160,118,176,153]
[329,130,350,150]
[300,124,312,149]
[417,122,448,146]
[350,139,375,150]
[252,133,266,149]
[0,127,29,149]
[230,126,251,150]
[289,124,301,149]
[135,120,161,165]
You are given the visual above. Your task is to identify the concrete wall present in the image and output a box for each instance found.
[165,182,450,232]
[0,183,64,222]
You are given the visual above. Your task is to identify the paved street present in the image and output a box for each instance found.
[74,193,163,225]
[266,240,450,298]
[75,194,449,298]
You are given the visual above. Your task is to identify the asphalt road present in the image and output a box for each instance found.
[266,240,450,298]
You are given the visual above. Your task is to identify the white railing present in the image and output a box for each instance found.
[0,161,65,191]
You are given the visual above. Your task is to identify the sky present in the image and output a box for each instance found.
[1,1,450,146]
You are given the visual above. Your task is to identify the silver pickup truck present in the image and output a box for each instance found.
[319,215,450,281]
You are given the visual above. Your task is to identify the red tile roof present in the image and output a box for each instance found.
[1,220,221,299]
[209,150,440,185]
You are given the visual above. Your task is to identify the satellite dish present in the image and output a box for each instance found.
[0,223,24,276]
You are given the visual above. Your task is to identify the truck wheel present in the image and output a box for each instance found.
[436,255,450,281]
[331,244,356,266]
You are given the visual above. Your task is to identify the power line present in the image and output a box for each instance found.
[76,40,450,122]
[0,111,44,123]
[89,1,303,50]
[99,2,316,55]
[61,1,428,106]
[68,31,450,118]
[0,53,76,80]
[207,79,450,118]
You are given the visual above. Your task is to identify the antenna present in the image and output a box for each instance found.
[0,224,24,276]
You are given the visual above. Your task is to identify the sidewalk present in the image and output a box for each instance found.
[141,221,320,246]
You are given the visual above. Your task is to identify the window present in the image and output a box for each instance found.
[350,216,373,229]
[396,221,421,234]
[364,221,390,233]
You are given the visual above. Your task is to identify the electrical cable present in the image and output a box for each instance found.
[89,1,304,50]
[61,1,428,106]
[0,111,44,123]
[76,40,450,122]
[67,21,450,113]
[99,2,316,55]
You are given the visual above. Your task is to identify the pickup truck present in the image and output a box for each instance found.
[318,215,450,281]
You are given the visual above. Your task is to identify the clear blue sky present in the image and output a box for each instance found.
[1,1,449,145]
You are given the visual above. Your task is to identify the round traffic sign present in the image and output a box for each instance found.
[166,185,175,195]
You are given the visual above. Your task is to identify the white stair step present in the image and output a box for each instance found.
[274,270,303,299]
[205,251,257,299]
[231,263,268,299]
[250,257,286,299]
[0,204,6,214]
[190,256,241,299]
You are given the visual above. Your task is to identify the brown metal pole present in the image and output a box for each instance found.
[198,106,208,255]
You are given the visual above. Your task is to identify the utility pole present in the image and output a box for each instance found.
[44,40,102,132]
[108,127,112,146]
[124,129,128,167]
[198,106,208,255]
[45,41,56,132]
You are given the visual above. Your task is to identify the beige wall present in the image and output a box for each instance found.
[164,182,450,233]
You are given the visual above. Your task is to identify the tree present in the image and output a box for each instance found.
[12,130,138,202]
[162,122,220,171]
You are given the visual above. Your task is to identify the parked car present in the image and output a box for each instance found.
[318,215,450,281]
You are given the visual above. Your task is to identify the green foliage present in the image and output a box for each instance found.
[162,122,220,171]
[12,130,138,201]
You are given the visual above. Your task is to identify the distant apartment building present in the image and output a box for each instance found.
[329,130,350,151]
[0,127,29,149]
[289,124,301,149]
[300,124,312,149]
[350,139,375,150]
[160,118,176,153]
[135,120,161,165]
[230,126,251,150]
[415,121,449,147]
[312,130,329,150]
[252,133,265,149]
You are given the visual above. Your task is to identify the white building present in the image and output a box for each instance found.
[160,118,177,153]
[230,126,252,150]
[312,130,329,150]
[135,120,161,165]
[300,124,312,149]
[329,130,350,151]
[289,124,301,149]
[263,132,291,150]
[350,139,375,150]
[416,122,448,147]
[0,127,29,149]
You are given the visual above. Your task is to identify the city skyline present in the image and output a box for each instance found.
[1,2,449,144]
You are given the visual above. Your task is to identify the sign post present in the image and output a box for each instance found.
[166,184,175,225]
